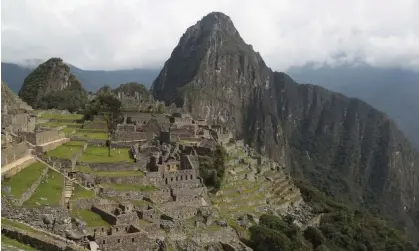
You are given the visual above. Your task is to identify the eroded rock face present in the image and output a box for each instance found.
[151,11,419,241]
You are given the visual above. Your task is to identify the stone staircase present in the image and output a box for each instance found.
[64,178,75,209]
[35,157,93,191]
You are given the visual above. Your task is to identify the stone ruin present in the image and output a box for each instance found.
[1,106,316,251]
[1,82,69,177]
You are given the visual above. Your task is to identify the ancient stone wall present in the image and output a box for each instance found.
[35,130,64,145]
[18,131,37,145]
[1,141,29,166]
[116,212,139,225]
[161,204,198,220]
[83,120,107,130]
[139,208,158,223]
[169,180,202,189]
[110,140,144,148]
[141,222,160,233]
[126,112,168,125]
[174,195,202,205]
[2,113,35,132]
[1,225,81,251]
[113,131,147,141]
[145,189,172,204]
[71,197,112,210]
[95,175,146,185]
[91,206,117,225]
[80,162,138,172]
[117,124,136,132]
[169,127,197,141]
[35,138,70,153]
[161,169,196,186]
[95,231,156,251]
[173,116,193,125]
[100,189,144,201]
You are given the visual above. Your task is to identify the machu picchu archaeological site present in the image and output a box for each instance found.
[2,10,419,251]
[1,79,318,251]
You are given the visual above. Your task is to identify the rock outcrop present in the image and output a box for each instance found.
[18,58,87,112]
[151,12,419,242]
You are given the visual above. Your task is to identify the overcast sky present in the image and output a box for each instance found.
[2,0,419,71]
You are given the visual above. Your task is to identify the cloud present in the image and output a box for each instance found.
[1,0,419,71]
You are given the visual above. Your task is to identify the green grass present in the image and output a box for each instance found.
[2,162,46,198]
[24,170,64,207]
[37,113,83,120]
[72,131,108,140]
[61,127,77,134]
[79,147,134,163]
[45,141,85,159]
[72,185,95,199]
[38,121,83,128]
[2,218,37,233]
[1,234,39,251]
[102,184,156,191]
[70,209,110,227]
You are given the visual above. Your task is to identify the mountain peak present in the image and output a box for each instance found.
[199,11,235,30]
[152,12,267,107]
[179,12,244,49]
[151,12,419,242]
[18,57,87,111]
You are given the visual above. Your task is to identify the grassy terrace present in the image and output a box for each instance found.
[102,184,156,191]
[70,209,110,227]
[78,166,143,177]
[1,234,39,251]
[2,162,46,198]
[72,185,95,199]
[79,147,134,163]
[1,217,63,240]
[38,121,83,128]
[72,131,108,140]
[45,141,85,159]
[24,170,64,207]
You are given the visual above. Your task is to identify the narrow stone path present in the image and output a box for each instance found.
[64,177,75,210]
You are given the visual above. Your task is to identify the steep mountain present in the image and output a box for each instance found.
[1,62,160,92]
[1,62,33,93]
[18,58,88,112]
[151,12,419,242]
[287,64,419,149]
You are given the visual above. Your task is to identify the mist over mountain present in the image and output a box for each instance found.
[287,64,419,149]
[1,61,159,93]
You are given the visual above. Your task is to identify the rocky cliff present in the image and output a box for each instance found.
[18,58,87,112]
[151,12,419,241]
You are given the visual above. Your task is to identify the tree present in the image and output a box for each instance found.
[157,103,165,113]
[84,93,122,156]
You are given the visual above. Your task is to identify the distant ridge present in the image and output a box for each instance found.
[1,61,160,92]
